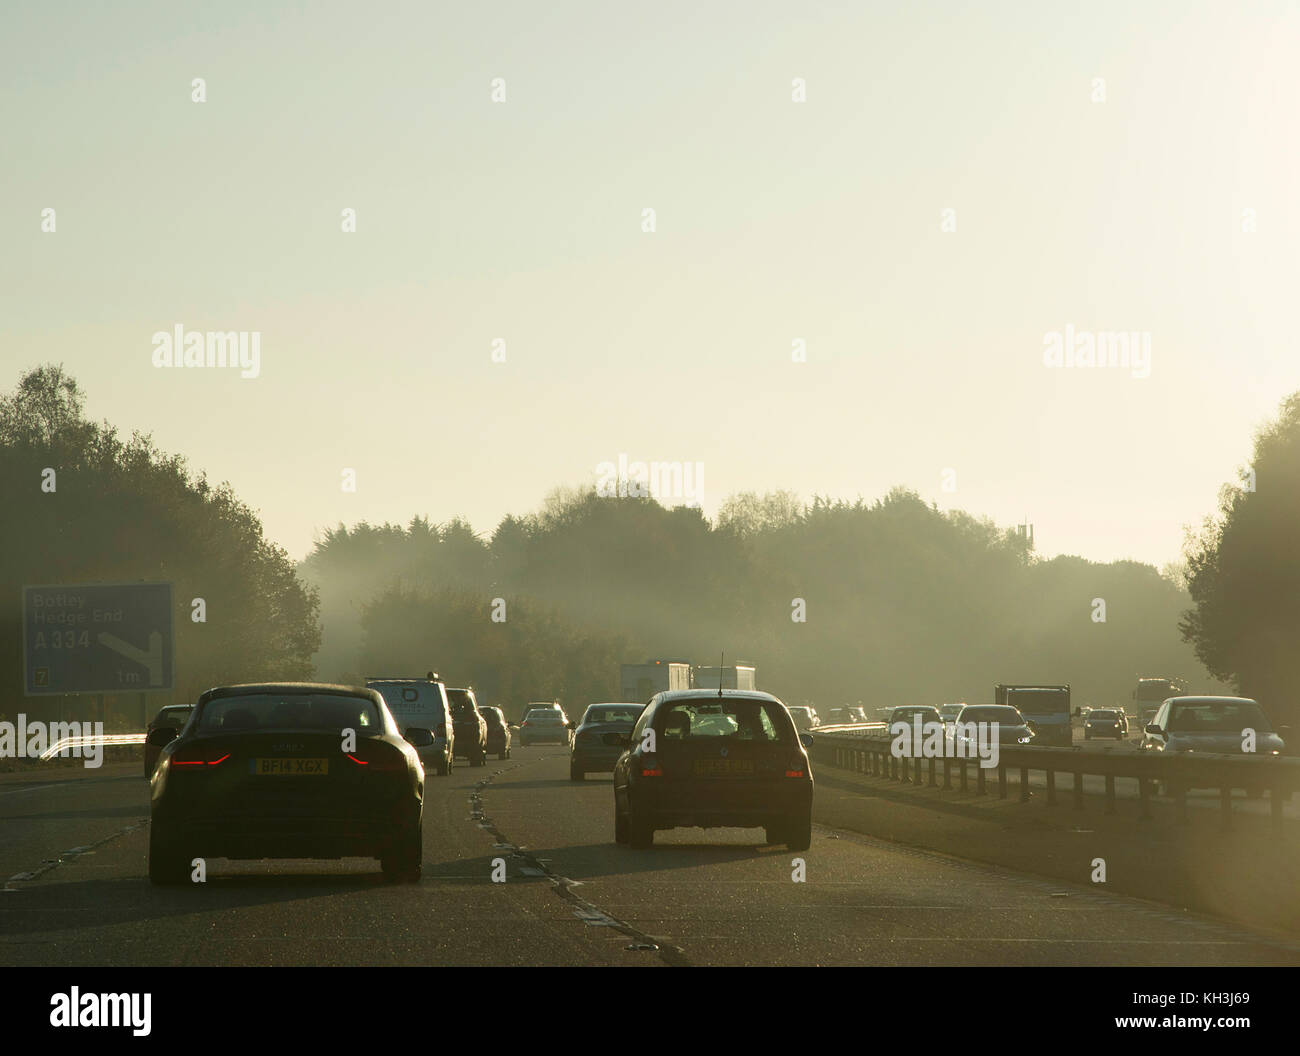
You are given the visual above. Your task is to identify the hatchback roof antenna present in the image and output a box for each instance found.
[718,652,724,697]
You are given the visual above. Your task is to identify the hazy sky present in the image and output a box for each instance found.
[5,0,1298,566]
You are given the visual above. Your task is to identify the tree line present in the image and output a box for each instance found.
[4,363,1297,731]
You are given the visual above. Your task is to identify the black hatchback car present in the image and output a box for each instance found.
[143,704,194,778]
[147,683,426,884]
[446,687,488,766]
[571,702,643,780]
[611,690,813,850]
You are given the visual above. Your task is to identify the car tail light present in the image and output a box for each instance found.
[347,740,405,771]
[171,745,229,767]
[639,755,662,777]
[785,758,806,778]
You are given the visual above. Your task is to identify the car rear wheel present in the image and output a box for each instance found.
[381,821,422,883]
[148,825,191,886]
[786,815,812,852]
[614,804,629,844]
[570,763,584,781]
[764,823,786,847]
[628,811,654,849]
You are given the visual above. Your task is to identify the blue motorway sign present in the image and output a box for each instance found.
[23,583,174,695]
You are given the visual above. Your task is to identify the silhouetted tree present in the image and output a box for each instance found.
[1181,392,1300,726]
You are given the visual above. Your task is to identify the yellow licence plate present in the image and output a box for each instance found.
[694,759,754,777]
[252,758,330,776]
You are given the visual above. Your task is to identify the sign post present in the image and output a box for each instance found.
[23,583,174,697]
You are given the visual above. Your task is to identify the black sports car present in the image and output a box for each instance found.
[148,683,426,884]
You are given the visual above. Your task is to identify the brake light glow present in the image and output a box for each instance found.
[348,742,405,771]
[173,752,229,766]
[640,755,662,777]
[785,758,806,778]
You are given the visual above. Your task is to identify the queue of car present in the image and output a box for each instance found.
[143,673,823,882]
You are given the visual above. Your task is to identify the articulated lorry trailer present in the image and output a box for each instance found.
[620,659,691,703]
[694,664,757,692]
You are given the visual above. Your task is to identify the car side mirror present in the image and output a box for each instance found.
[147,727,177,747]
[1026,720,1037,732]
[405,727,434,747]
[1144,723,1162,735]
[602,732,630,748]
[799,733,814,749]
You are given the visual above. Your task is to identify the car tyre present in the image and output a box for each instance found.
[764,822,786,847]
[628,810,654,849]
[381,820,422,883]
[570,763,584,781]
[614,803,629,844]
[148,825,191,886]
[786,815,813,852]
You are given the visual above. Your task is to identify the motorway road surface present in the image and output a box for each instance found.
[2,750,1297,966]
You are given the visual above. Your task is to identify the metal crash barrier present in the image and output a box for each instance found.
[808,725,1300,833]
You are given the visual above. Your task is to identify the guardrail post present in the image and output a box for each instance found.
[914,754,924,786]
[890,753,898,780]
[1019,766,1030,802]
[977,763,986,796]
[1220,786,1232,831]
[1073,771,1084,809]
[1104,774,1116,815]
[997,763,1007,799]
[1046,769,1056,806]
[929,756,938,788]
[900,754,909,782]
[943,757,952,790]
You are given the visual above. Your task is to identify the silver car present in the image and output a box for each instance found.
[1140,696,1284,755]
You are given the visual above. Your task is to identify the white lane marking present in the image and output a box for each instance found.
[0,781,77,797]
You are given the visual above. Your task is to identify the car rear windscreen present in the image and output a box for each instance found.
[658,700,793,743]
[197,693,381,732]
[369,683,441,727]
[584,706,640,724]
[152,707,192,726]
